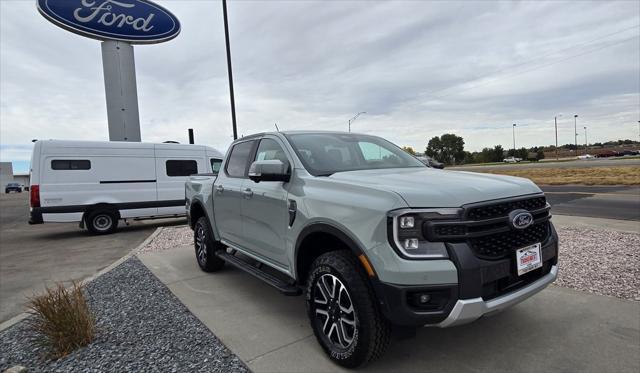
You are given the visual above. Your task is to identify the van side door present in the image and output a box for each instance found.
[213,139,256,248]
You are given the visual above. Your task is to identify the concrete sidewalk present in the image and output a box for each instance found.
[139,245,639,373]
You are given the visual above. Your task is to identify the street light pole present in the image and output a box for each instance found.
[583,126,588,154]
[554,115,562,160]
[222,0,238,140]
[348,112,366,132]
[573,114,578,156]
[512,123,516,155]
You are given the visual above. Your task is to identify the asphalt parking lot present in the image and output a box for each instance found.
[0,192,183,322]
[543,185,640,221]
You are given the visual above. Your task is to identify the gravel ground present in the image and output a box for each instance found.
[142,225,639,301]
[138,225,193,253]
[0,257,249,373]
[555,227,640,301]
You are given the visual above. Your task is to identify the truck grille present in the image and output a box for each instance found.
[466,196,547,220]
[424,195,552,259]
[469,221,550,259]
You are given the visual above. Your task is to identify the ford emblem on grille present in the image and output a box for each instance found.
[509,209,534,230]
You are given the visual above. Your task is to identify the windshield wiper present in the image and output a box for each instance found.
[316,172,334,177]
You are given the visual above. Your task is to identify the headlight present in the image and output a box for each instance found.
[388,208,461,259]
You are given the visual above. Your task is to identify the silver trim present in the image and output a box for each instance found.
[434,265,558,328]
[388,208,462,218]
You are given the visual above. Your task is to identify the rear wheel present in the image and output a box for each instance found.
[85,210,118,235]
[306,251,390,368]
[194,217,225,272]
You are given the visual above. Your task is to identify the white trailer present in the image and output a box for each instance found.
[28,140,223,234]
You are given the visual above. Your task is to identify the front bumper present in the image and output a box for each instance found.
[436,264,557,327]
[373,223,559,327]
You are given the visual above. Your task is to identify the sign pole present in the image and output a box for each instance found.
[101,40,141,142]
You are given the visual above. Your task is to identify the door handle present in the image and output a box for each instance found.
[215,185,224,193]
[243,188,253,198]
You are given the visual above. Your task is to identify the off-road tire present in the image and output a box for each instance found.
[194,216,225,272]
[85,210,118,235]
[306,250,390,368]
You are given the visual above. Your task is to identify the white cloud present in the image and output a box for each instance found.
[1,0,638,160]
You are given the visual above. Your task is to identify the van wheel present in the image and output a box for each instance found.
[194,217,225,272]
[85,210,118,235]
[306,251,390,368]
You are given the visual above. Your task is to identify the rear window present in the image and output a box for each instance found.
[166,160,198,177]
[210,158,222,174]
[51,160,91,170]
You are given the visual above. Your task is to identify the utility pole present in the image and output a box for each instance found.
[512,123,516,156]
[348,112,366,132]
[554,115,562,160]
[222,0,238,140]
[583,126,587,154]
[573,114,578,156]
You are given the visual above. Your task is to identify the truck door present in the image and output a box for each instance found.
[240,137,291,268]
[213,139,256,248]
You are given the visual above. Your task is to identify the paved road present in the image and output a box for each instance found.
[140,245,639,373]
[452,157,640,171]
[0,193,183,322]
[542,185,640,221]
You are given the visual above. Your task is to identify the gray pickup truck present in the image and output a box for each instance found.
[185,131,558,368]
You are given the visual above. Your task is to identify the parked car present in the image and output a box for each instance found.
[415,155,445,169]
[594,149,619,158]
[186,131,558,368]
[28,140,223,234]
[577,154,594,160]
[5,183,22,193]
[503,156,522,163]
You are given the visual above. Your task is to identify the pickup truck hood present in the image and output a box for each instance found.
[328,167,542,207]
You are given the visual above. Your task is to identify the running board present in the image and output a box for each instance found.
[215,251,302,296]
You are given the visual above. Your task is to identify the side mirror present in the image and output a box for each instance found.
[248,160,290,183]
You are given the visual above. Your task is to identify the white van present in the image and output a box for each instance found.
[28,140,223,234]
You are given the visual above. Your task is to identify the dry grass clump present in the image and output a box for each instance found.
[26,282,95,359]
[479,166,640,185]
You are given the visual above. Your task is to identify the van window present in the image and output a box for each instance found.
[166,160,198,177]
[225,140,255,178]
[51,160,91,170]
[210,159,222,174]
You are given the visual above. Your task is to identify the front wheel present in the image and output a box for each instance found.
[194,217,225,272]
[306,251,390,368]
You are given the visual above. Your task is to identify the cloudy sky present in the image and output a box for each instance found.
[1,0,639,172]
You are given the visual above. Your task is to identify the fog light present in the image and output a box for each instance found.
[399,216,415,228]
[419,294,431,304]
[403,238,419,250]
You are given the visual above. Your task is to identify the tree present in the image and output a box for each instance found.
[402,146,416,155]
[425,134,465,165]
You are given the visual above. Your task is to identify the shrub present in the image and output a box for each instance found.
[26,282,95,359]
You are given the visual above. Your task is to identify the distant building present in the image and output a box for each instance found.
[0,162,30,190]
[0,162,14,190]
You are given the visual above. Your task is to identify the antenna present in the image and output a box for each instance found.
[274,123,280,132]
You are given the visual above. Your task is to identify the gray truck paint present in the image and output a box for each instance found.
[185,131,546,287]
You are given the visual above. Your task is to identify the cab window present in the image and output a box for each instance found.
[225,140,255,178]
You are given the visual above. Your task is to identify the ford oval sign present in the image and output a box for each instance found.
[37,0,180,44]
[508,209,534,230]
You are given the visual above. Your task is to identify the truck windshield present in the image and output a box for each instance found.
[285,133,425,176]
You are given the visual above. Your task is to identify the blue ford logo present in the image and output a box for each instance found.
[37,0,180,44]
[509,209,534,230]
